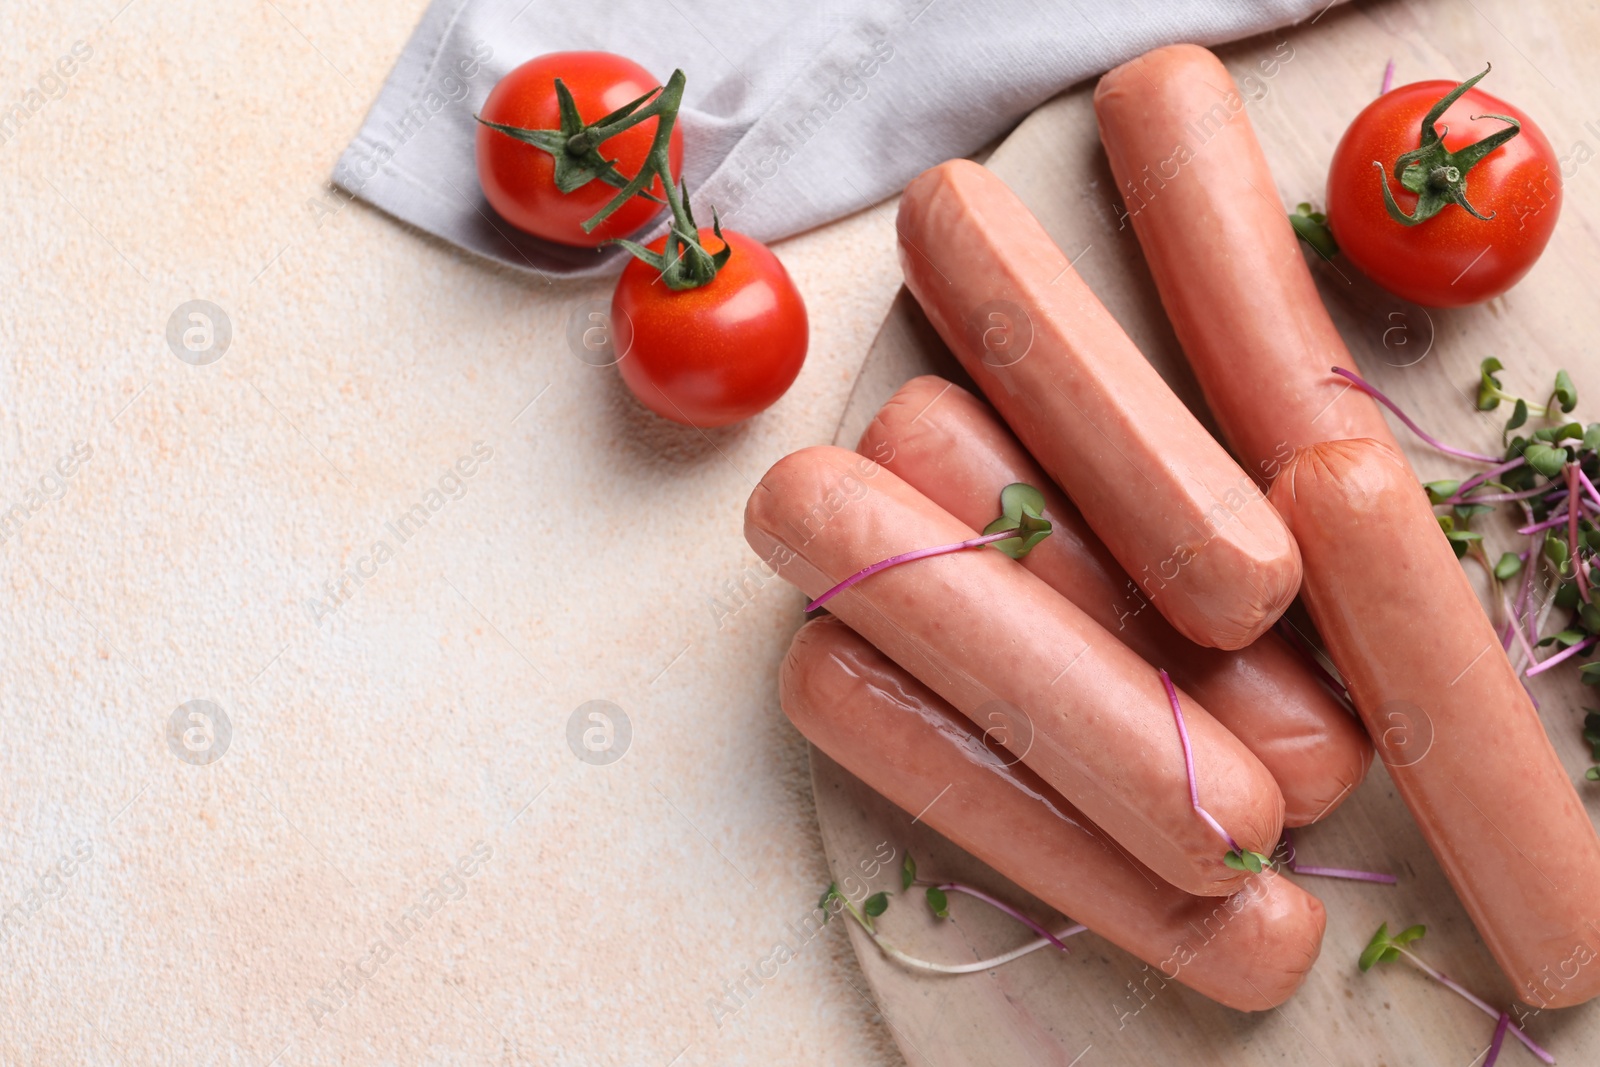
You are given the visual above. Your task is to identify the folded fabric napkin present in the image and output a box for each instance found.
[335,0,1339,278]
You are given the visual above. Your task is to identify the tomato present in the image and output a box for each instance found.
[1326,76,1560,307]
[476,52,683,247]
[612,229,808,428]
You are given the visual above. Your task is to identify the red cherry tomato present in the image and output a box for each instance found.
[612,230,808,428]
[476,52,683,248]
[1326,77,1560,307]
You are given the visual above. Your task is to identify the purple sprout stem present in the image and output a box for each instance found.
[1332,368,1502,463]
[1485,1011,1511,1067]
[1578,466,1600,512]
[1158,669,1240,853]
[1279,829,1397,884]
[1460,484,1567,504]
[1570,464,1592,604]
[805,527,1023,612]
[932,883,1085,953]
[1518,507,1571,536]
[1289,863,1398,884]
[1380,58,1395,94]
[1395,948,1555,1064]
[1454,456,1527,498]
[1526,634,1598,677]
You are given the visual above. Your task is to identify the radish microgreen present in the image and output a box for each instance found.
[819,851,1083,975]
[805,483,1052,611]
[1360,922,1554,1064]
[1338,364,1600,697]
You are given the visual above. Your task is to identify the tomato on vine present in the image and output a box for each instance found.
[1325,65,1561,307]
[476,52,683,247]
[479,59,809,427]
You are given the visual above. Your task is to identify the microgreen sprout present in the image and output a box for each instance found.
[1158,669,1272,871]
[1336,363,1600,692]
[1359,923,1554,1064]
[1289,202,1339,259]
[820,851,1085,975]
[805,483,1053,612]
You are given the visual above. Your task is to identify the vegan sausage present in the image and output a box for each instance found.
[1271,438,1600,1007]
[746,443,1284,895]
[783,615,1326,1010]
[858,374,1372,825]
[1094,44,1403,484]
[896,158,1301,650]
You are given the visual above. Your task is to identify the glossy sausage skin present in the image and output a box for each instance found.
[783,616,1326,1010]
[859,375,1372,825]
[1094,44,1403,484]
[896,159,1300,650]
[746,444,1284,896]
[1271,439,1600,1007]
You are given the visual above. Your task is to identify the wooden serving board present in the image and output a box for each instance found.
[813,2,1600,1064]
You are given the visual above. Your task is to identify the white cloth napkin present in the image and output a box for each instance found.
[335,0,1340,278]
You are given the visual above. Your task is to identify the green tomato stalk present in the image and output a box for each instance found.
[476,68,729,289]
[1372,64,1523,226]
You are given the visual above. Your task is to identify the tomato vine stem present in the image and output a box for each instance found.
[476,67,729,289]
[1372,64,1521,226]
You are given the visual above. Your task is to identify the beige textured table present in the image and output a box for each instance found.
[1,2,905,1063]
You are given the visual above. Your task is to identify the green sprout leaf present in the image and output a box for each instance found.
[1289,202,1339,259]
[1554,369,1578,413]
[1557,580,1582,610]
[1493,552,1524,580]
[1587,767,1600,781]
[819,883,839,912]
[1478,357,1506,410]
[1424,480,1461,504]
[1547,628,1588,648]
[1532,422,1583,444]
[901,853,916,892]
[863,891,890,918]
[1582,603,1600,633]
[925,886,949,919]
[1223,849,1270,873]
[1445,528,1483,557]
[1506,397,1529,432]
[1360,922,1426,972]
[1583,662,1600,687]
[1584,423,1600,453]
[1545,532,1571,571]
[999,482,1045,522]
[1523,441,1569,478]
[983,483,1054,559]
[1359,923,1394,972]
[1394,924,1426,946]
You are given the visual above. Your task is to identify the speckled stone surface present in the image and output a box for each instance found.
[0,3,905,1063]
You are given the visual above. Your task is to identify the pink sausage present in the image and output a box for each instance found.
[783,615,1326,1011]
[1093,44,1403,483]
[859,374,1372,825]
[745,444,1284,896]
[1271,438,1600,1007]
[896,158,1301,650]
